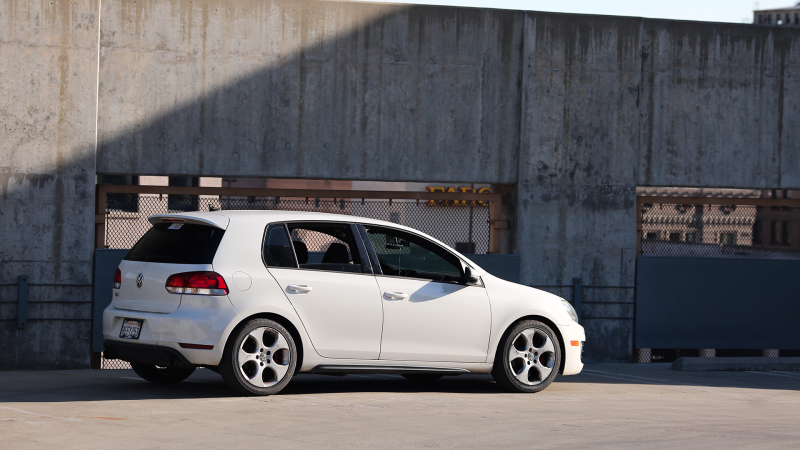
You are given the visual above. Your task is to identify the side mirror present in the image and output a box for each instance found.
[462,266,479,285]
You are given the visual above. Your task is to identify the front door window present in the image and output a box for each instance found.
[363,226,462,283]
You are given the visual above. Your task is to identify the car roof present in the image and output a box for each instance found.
[151,209,410,229]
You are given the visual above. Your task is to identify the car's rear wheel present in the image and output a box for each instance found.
[401,373,443,382]
[131,363,195,384]
[491,320,561,393]
[220,318,297,396]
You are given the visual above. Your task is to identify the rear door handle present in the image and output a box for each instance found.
[287,285,314,293]
[383,291,409,300]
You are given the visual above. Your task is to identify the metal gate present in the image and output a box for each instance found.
[635,194,800,362]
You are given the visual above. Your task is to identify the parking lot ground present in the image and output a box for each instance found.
[2,362,799,449]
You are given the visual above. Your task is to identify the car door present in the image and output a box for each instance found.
[360,224,491,363]
[264,222,383,360]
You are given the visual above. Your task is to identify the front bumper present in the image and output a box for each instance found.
[560,323,586,376]
[102,295,240,366]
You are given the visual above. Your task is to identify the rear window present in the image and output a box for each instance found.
[125,223,225,264]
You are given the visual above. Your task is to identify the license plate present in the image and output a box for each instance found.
[119,319,143,339]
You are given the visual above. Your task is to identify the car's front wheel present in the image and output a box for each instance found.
[491,320,561,393]
[131,363,195,384]
[220,318,297,396]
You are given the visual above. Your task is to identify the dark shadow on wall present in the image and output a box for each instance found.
[95,0,525,184]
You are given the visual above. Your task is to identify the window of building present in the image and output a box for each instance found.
[685,233,696,243]
[98,175,139,213]
[168,176,199,211]
[758,14,763,24]
[771,221,781,245]
[645,232,658,241]
[795,13,799,24]
[753,220,763,245]
[669,232,682,242]
[719,232,736,246]
[781,221,790,245]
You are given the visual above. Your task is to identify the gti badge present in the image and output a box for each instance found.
[136,273,144,288]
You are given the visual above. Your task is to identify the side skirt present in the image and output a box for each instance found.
[309,365,470,376]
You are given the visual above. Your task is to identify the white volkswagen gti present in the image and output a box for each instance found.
[103,211,585,395]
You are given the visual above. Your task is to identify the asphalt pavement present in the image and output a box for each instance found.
[1,363,799,449]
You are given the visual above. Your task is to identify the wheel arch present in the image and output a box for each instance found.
[495,315,567,375]
[226,312,305,374]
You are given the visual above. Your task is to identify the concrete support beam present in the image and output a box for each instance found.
[0,0,100,369]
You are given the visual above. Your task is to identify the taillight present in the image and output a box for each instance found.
[165,271,229,296]
[113,268,121,289]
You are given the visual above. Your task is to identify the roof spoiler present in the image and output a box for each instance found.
[148,213,229,229]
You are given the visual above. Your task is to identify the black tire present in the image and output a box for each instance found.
[220,318,297,396]
[491,320,561,393]
[401,373,444,382]
[131,363,195,384]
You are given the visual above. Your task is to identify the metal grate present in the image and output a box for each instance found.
[641,202,800,260]
[646,348,798,363]
[106,195,489,254]
[101,354,132,369]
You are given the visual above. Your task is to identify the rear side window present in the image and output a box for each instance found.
[286,222,363,274]
[125,223,225,264]
[263,224,298,268]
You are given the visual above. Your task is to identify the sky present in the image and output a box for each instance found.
[351,0,796,23]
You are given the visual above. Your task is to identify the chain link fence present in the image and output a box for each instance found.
[641,202,800,260]
[101,355,132,369]
[105,194,489,253]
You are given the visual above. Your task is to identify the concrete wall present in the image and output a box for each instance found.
[2,0,800,367]
[515,14,642,360]
[639,21,800,188]
[0,0,99,368]
[95,1,523,184]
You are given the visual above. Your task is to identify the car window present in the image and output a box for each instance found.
[125,223,225,264]
[263,224,298,268]
[286,223,363,274]
[363,225,462,283]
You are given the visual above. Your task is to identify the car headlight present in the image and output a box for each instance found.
[561,299,579,323]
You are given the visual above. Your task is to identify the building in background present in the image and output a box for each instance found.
[754,3,800,26]
[640,187,800,259]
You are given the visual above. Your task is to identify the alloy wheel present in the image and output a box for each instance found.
[507,328,556,385]
[237,327,291,388]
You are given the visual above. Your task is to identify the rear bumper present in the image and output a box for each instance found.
[102,295,241,366]
[104,340,195,369]
[560,323,586,376]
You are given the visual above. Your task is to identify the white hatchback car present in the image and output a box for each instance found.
[104,211,585,395]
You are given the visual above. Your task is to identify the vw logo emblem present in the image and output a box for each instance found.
[136,273,144,288]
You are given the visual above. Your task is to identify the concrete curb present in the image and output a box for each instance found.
[672,357,800,371]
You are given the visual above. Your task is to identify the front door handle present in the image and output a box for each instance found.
[383,291,409,300]
[287,285,314,293]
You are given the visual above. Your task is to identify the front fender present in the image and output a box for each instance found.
[482,274,574,364]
